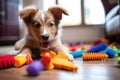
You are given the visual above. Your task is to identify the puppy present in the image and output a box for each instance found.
[15,6,73,62]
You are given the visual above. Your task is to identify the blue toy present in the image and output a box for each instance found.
[99,47,115,58]
[69,42,74,46]
[87,43,107,53]
[69,50,85,58]
[26,61,44,76]
[106,48,115,58]
[99,48,108,53]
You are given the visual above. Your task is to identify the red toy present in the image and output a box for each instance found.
[0,55,14,69]
[0,54,33,69]
[94,38,109,45]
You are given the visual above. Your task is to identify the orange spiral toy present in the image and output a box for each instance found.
[82,53,108,61]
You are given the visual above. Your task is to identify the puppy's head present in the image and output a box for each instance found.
[19,6,68,48]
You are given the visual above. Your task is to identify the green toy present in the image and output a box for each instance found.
[112,46,119,57]
[116,57,120,65]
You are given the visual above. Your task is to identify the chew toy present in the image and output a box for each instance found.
[26,61,44,76]
[94,38,109,45]
[69,42,74,46]
[82,53,108,61]
[0,55,14,69]
[41,50,58,70]
[112,46,119,57]
[106,48,115,58]
[14,54,33,67]
[56,53,68,59]
[69,50,85,58]
[41,50,78,71]
[69,46,77,51]
[87,43,107,52]
[41,55,54,70]
[118,50,120,56]
[14,56,27,67]
[117,57,120,65]
[52,58,78,71]
[99,47,115,58]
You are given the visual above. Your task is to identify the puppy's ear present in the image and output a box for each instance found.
[19,6,38,23]
[48,6,69,24]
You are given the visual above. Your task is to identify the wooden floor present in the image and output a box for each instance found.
[0,58,120,80]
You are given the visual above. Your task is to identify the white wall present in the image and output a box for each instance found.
[22,0,43,9]
[62,26,105,42]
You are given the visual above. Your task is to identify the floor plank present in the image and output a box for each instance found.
[0,58,120,80]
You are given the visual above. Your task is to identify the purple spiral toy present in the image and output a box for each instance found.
[26,61,44,76]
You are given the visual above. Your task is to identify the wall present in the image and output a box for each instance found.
[62,26,105,42]
[22,0,43,9]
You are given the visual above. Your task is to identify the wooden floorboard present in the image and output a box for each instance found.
[0,58,120,80]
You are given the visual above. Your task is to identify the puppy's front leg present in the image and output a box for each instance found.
[55,44,74,61]
[15,37,26,50]
[20,48,31,55]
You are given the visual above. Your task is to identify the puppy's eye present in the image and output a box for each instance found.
[34,22,41,28]
[49,23,54,27]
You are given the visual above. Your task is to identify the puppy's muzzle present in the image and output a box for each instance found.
[41,34,49,41]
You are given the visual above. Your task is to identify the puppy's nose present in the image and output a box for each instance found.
[41,34,49,41]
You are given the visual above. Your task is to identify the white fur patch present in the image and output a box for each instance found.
[43,26,48,35]
[41,11,48,35]
[41,11,45,22]
[17,53,27,57]
[55,25,63,39]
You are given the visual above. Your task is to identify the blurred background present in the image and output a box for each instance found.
[0,0,119,46]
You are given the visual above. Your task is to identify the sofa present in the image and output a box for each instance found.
[105,5,120,36]
[101,0,120,43]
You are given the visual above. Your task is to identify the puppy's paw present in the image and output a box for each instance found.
[15,42,22,50]
[66,54,74,61]
[15,38,26,50]
[8,50,20,55]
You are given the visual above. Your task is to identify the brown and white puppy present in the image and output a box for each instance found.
[15,6,73,61]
